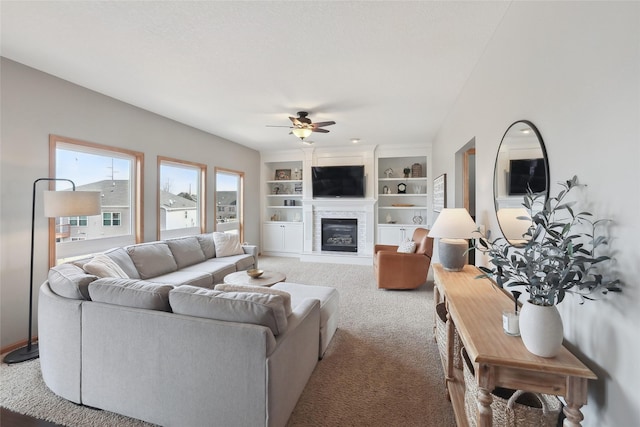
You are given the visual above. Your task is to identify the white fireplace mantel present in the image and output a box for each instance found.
[300,198,376,265]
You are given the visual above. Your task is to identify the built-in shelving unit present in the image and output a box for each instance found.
[376,154,428,244]
[262,159,304,255]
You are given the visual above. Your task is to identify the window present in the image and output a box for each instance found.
[68,216,88,227]
[103,212,121,226]
[50,135,143,265]
[215,168,244,242]
[158,157,206,239]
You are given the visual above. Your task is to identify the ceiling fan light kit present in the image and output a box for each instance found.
[268,111,336,142]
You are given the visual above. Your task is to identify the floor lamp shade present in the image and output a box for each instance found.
[428,208,477,271]
[3,179,101,364]
[43,190,102,217]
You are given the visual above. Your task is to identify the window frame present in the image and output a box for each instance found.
[214,167,244,243]
[157,156,207,240]
[49,135,144,266]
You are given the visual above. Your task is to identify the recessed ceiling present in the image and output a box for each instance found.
[1,1,510,152]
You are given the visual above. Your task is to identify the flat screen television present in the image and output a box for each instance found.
[312,165,365,198]
[509,158,547,195]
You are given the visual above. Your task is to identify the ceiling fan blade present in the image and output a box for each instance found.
[289,116,302,126]
[266,125,293,128]
[312,128,330,133]
[312,121,336,128]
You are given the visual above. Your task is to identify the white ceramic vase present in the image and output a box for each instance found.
[518,300,564,358]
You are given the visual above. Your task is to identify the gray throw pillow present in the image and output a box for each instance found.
[126,242,178,279]
[89,278,173,312]
[48,263,97,300]
[169,285,288,335]
[166,236,206,268]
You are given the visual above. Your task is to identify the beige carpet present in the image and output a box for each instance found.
[1,256,455,427]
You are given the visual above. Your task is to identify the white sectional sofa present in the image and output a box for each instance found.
[37,233,335,427]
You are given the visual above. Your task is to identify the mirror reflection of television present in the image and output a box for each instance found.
[509,158,547,195]
[312,165,365,198]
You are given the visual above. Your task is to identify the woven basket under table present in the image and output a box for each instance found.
[461,347,562,427]
[435,302,463,369]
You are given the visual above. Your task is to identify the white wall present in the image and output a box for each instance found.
[0,58,261,349]
[432,2,639,426]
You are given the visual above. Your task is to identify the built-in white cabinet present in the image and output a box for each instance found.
[264,160,304,223]
[377,224,420,245]
[376,154,428,244]
[262,222,303,254]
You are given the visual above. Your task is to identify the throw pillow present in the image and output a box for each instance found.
[126,242,178,279]
[166,236,206,268]
[47,263,97,300]
[88,278,173,312]
[214,284,293,316]
[83,254,129,278]
[397,239,417,253]
[169,285,288,335]
[212,232,244,258]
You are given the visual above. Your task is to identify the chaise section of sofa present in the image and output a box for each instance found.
[39,271,321,427]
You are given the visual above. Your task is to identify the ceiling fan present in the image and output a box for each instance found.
[267,111,336,141]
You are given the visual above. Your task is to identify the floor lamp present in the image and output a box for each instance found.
[3,178,101,364]
[428,208,477,272]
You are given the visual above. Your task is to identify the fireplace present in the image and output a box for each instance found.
[321,218,358,252]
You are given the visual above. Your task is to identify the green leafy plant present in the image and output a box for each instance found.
[476,176,621,306]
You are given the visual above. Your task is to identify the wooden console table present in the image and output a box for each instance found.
[432,263,596,427]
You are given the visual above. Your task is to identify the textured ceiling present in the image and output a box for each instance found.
[1,1,510,152]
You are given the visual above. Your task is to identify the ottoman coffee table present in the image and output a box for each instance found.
[223,270,286,287]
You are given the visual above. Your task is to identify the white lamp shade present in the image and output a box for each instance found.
[292,127,312,140]
[43,191,102,217]
[497,208,532,242]
[428,208,477,239]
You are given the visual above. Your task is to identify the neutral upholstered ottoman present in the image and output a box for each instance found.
[271,282,339,358]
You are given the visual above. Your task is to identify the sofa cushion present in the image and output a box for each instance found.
[145,270,213,288]
[208,253,255,272]
[166,236,206,268]
[103,247,141,279]
[212,232,244,257]
[180,260,236,285]
[169,285,288,335]
[89,278,173,311]
[83,254,129,278]
[214,284,293,316]
[48,263,97,300]
[126,242,178,279]
[195,233,216,259]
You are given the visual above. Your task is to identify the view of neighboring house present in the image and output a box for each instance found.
[216,190,237,224]
[159,189,198,231]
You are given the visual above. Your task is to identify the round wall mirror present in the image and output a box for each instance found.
[493,120,549,247]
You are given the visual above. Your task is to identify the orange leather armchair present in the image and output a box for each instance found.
[374,228,434,289]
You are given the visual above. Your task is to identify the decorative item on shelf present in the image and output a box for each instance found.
[282,184,291,194]
[403,167,411,178]
[392,203,414,207]
[293,212,301,222]
[428,208,477,272]
[275,169,291,180]
[284,199,296,207]
[272,185,280,195]
[386,213,393,224]
[413,184,422,194]
[411,163,423,178]
[476,176,621,358]
[294,182,302,194]
[384,168,393,178]
[412,211,423,224]
[3,178,101,364]
[397,183,406,193]
[292,168,302,180]
[383,185,389,194]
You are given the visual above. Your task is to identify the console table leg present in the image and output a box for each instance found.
[477,387,493,427]
[563,402,584,427]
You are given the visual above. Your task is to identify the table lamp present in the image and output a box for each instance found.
[3,178,101,364]
[428,208,477,271]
